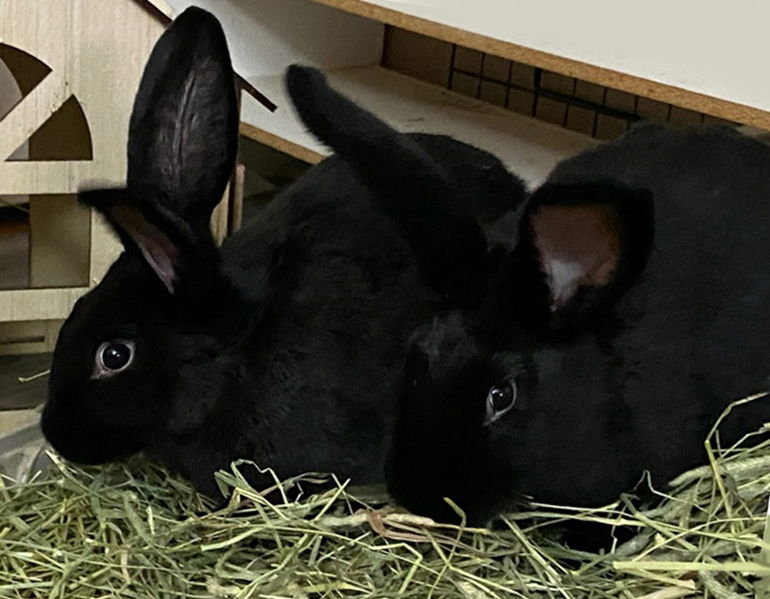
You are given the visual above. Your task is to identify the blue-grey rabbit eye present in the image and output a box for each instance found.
[93,340,135,379]
[483,380,516,426]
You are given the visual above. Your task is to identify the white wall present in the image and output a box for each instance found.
[163,0,384,78]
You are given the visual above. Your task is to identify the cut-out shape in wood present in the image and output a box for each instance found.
[1,44,94,165]
[0,0,273,354]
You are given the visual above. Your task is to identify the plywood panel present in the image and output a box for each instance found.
[0,320,62,355]
[0,48,31,207]
[89,211,122,284]
[0,69,70,161]
[382,27,452,87]
[0,0,171,320]
[0,1,167,193]
[0,0,172,328]
[0,161,99,195]
[29,195,90,288]
[0,287,88,322]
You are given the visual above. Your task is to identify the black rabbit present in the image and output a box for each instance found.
[40,8,526,497]
[388,124,770,526]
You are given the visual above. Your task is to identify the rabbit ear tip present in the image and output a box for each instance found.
[167,7,228,47]
[286,65,326,94]
[287,64,315,77]
[176,6,218,25]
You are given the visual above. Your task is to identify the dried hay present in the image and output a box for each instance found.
[1,394,769,598]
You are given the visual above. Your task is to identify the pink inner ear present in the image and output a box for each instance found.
[134,234,178,295]
[110,206,179,294]
[531,203,621,311]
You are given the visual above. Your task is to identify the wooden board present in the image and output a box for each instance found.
[1,1,262,332]
[0,288,88,323]
[306,0,770,130]
[241,65,595,185]
[0,49,29,206]
[29,196,91,289]
[0,320,61,355]
[0,0,171,327]
[0,1,168,192]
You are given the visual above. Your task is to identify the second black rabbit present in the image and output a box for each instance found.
[388,124,770,525]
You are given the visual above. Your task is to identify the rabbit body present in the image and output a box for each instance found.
[41,8,525,497]
[389,125,770,524]
[147,139,522,495]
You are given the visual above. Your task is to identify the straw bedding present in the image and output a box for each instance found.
[1,394,768,598]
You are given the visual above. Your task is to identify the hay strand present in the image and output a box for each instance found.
[1,401,768,597]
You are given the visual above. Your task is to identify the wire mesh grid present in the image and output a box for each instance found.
[382,27,736,141]
[447,45,738,140]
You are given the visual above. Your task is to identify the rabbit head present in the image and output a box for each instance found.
[42,7,239,464]
[388,178,656,523]
[385,312,517,524]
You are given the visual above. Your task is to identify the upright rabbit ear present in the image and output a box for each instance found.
[82,8,236,296]
[81,188,217,297]
[514,181,654,330]
[128,6,238,227]
[286,65,488,307]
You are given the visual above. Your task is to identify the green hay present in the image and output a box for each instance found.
[1,394,769,598]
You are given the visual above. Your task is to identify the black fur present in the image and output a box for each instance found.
[388,124,770,526]
[286,66,490,307]
[41,8,525,497]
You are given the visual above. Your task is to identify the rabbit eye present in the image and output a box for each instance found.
[93,340,135,379]
[483,380,516,426]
